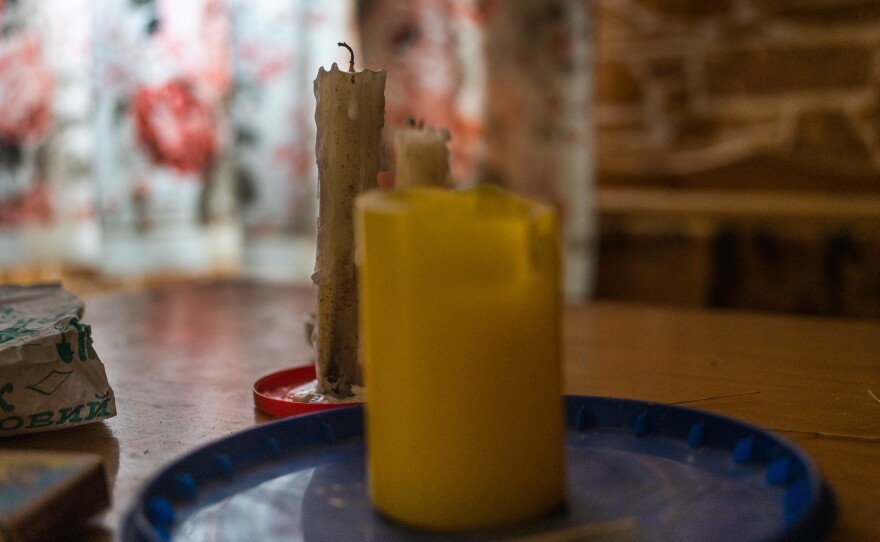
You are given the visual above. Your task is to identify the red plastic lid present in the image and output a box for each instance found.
[253,365,364,418]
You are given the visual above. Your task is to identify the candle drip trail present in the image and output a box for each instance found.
[338,41,355,72]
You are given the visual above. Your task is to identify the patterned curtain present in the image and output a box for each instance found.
[229,0,356,282]
[0,0,595,297]
[360,0,595,298]
[0,0,56,269]
[92,0,237,276]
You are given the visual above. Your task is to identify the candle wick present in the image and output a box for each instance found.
[338,41,355,71]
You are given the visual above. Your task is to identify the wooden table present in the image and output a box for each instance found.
[3,281,878,540]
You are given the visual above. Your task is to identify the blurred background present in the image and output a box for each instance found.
[1,0,879,317]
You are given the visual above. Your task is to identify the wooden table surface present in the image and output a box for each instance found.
[2,281,878,540]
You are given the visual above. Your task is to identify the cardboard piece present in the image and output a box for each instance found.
[0,450,110,541]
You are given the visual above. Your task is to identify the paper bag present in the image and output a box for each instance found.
[0,284,116,437]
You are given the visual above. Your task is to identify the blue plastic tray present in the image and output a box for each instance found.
[122,396,834,542]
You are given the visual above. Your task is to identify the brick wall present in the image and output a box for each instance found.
[595,191,880,318]
[594,0,880,192]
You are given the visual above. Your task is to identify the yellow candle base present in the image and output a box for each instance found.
[357,185,565,531]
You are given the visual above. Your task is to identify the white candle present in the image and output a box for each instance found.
[395,123,451,188]
[312,43,386,396]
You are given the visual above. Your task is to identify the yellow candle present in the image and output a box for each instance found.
[312,43,386,396]
[394,125,451,188]
[356,184,565,531]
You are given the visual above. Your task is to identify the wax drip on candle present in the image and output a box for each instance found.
[337,42,358,118]
[338,41,355,72]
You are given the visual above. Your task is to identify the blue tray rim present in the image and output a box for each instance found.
[121,395,836,542]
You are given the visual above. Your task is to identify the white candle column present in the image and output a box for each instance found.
[313,49,386,396]
[395,125,451,188]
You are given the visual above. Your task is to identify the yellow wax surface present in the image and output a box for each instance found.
[356,185,565,531]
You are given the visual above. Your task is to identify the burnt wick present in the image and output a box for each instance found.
[338,41,355,72]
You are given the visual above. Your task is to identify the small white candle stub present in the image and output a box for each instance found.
[395,125,451,188]
[312,43,386,397]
